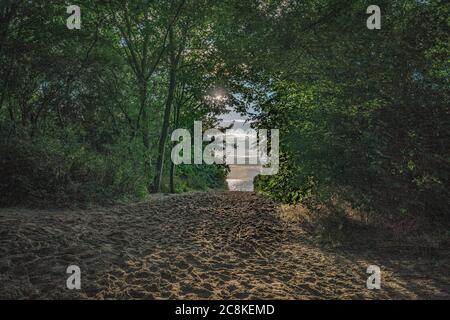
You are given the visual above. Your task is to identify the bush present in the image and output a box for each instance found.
[172,164,228,193]
[0,136,148,207]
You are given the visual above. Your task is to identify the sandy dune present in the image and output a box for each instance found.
[0,192,448,299]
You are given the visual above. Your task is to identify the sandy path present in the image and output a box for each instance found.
[0,192,448,299]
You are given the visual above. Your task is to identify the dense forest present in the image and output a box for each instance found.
[245,0,450,224]
[0,0,448,226]
[0,0,231,206]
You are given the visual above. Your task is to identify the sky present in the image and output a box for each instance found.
[217,106,262,191]
[219,106,260,165]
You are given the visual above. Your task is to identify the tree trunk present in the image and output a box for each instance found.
[137,83,154,190]
[152,30,178,193]
[169,95,182,193]
[140,84,149,149]
[169,161,176,193]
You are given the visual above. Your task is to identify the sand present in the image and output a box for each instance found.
[0,192,448,299]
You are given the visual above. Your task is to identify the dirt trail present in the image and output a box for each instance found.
[0,192,448,299]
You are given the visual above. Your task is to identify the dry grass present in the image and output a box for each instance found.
[276,201,449,249]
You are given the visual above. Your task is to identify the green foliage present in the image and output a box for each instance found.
[172,164,227,193]
[0,0,448,219]
[0,135,148,207]
[0,0,228,207]
[236,0,449,221]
